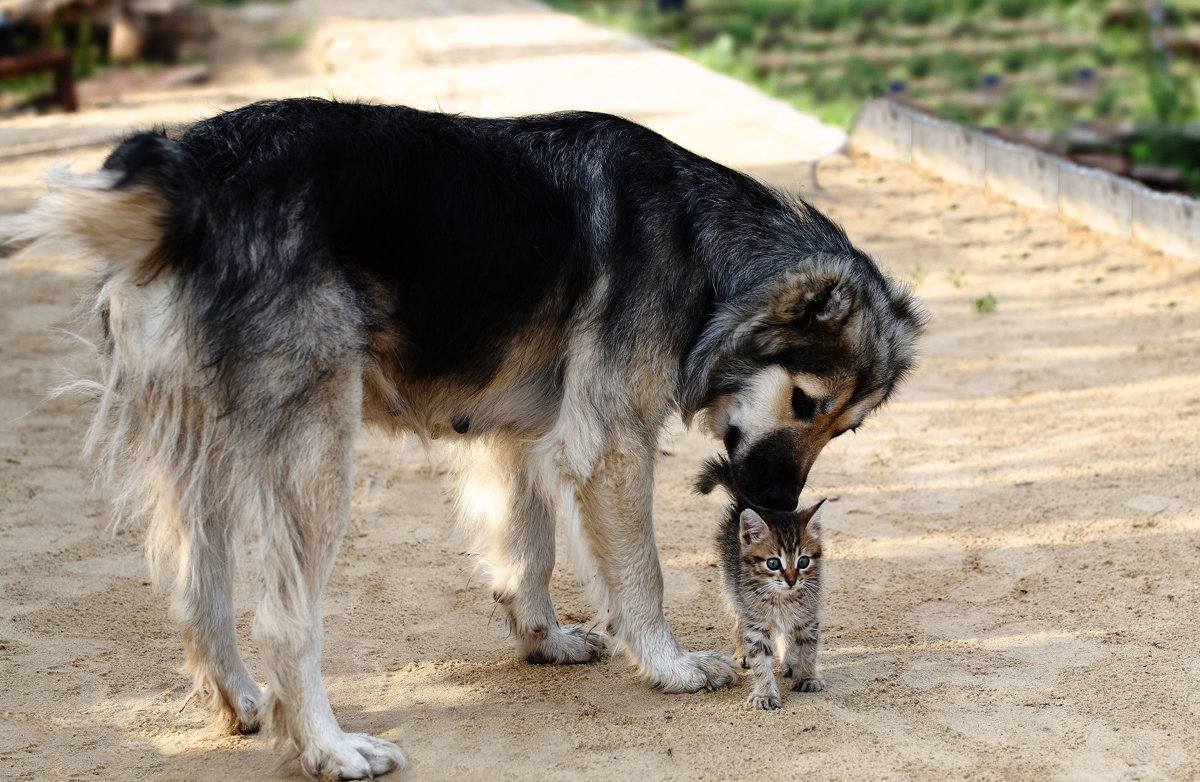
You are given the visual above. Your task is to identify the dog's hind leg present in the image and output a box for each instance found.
[458,439,606,665]
[169,506,262,733]
[252,364,406,779]
[576,442,737,693]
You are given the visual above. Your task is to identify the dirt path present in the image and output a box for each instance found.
[1,2,1198,780]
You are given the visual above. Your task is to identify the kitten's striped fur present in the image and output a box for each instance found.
[698,457,826,710]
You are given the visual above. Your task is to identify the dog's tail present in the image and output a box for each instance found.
[0,133,196,276]
[694,455,735,496]
[0,134,202,542]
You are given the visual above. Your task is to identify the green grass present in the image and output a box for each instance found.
[546,0,1200,193]
[974,292,998,313]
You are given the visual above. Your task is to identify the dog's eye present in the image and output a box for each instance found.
[723,425,742,455]
[765,557,782,571]
[791,388,816,421]
[797,556,811,570]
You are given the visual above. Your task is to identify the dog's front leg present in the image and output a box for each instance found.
[459,439,606,665]
[578,444,736,693]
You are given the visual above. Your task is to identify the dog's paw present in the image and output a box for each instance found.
[224,688,262,734]
[525,624,608,665]
[792,677,825,693]
[189,674,261,735]
[299,732,406,780]
[651,649,738,694]
[747,693,781,711]
[791,677,825,693]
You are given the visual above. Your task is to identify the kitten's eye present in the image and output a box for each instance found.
[791,388,816,421]
[765,557,782,571]
[797,556,812,570]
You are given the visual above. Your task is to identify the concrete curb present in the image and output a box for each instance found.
[912,112,985,188]
[848,98,1198,260]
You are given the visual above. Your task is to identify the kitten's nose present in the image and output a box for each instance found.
[785,572,797,587]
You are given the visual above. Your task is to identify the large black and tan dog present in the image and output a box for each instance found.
[4,99,923,778]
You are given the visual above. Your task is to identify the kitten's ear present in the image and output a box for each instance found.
[739,509,769,545]
[799,498,828,537]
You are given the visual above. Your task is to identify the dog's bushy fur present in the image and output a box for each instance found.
[1,99,924,778]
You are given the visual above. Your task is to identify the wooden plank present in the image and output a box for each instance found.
[0,48,77,111]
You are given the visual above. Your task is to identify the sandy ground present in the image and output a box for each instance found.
[1,1,1199,780]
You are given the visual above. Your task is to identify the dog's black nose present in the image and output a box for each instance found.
[762,483,799,511]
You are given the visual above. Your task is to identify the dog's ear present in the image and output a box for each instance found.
[770,279,853,330]
[807,281,852,327]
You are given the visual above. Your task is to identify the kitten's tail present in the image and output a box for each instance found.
[694,455,735,496]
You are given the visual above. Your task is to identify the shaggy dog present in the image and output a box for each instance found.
[3,99,923,778]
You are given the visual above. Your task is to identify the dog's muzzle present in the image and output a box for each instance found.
[730,428,812,511]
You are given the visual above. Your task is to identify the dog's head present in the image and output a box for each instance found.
[687,252,924,511]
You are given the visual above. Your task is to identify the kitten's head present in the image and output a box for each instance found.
[738,499,825,594]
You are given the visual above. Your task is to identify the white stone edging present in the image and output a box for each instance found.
[848,99,1200,260]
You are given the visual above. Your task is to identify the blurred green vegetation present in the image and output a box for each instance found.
[546,0,1200,195]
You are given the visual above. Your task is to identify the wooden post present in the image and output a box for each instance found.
[0,49,78,112]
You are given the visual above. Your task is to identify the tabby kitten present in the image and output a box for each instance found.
[697,457,826,710]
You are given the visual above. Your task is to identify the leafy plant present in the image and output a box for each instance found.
[907,54,934,79]
[936,101,976,125]
[974,293,998,313]
[844,56,888,97]
[846,0,892,22]
[1000,47,1027,73]
[900,0,941,25]
[1146,62,1196,126]
[1130,127,1200,194]
[1094,83,1120,118]
[273,25,314,53]
[806,0,844,31]
[999,91,1026,124]
[995,0,1031,20]
[693,33,739,72]
[718,18,759,47]
[937,49,981,89]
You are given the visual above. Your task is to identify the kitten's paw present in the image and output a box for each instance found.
[650,650,738,693]
[524,623,608,665]
[791,677,825,693]
[298,731,407,780]
[747,693,781,710]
